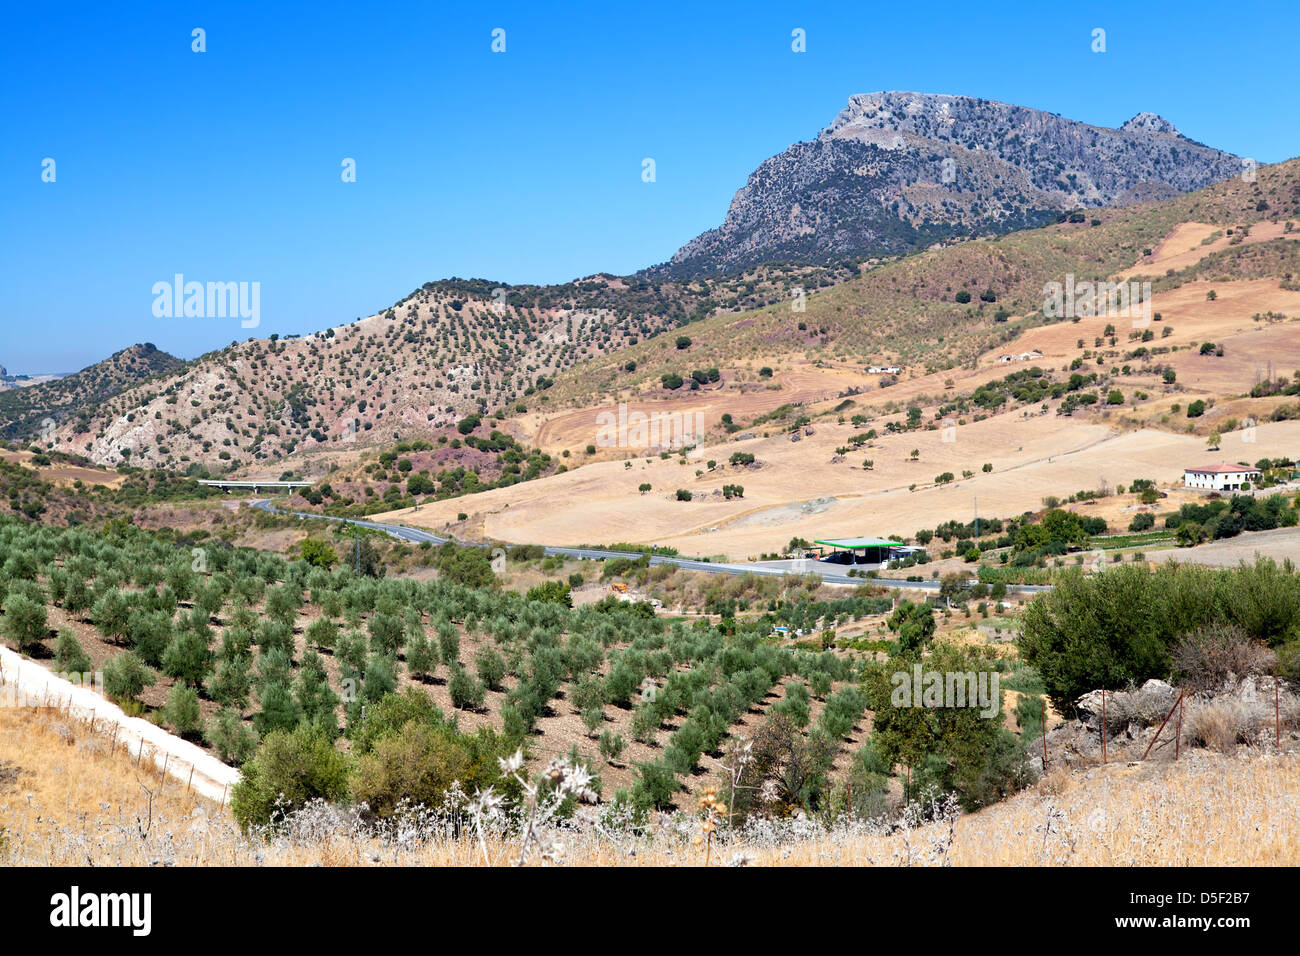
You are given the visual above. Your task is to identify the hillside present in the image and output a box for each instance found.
[374,157,1300,558]
[657,92,1243,278]
[38,122,1273,476]
[0,343,182,442]
[50,159,1298,478]
[41,265,861,471]
[3,672,1296,866]
[540,155,1300,408]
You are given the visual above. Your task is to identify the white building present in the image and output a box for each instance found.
[868,365,901,375]
[1183,463,1260,492]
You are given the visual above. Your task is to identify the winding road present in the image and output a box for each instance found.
[252,500,1052,594]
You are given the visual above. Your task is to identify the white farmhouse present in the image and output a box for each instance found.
[994,350,1044,364]
[1183,463,1261,492]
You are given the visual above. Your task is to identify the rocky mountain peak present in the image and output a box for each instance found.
[658,92,1239,278]
[1120,112,1181,137]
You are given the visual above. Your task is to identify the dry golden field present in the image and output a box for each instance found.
[377,415,1300,560]
[3,700,1296,867]
[0,449,124,489]
[1118,220,1300,281]
[370,231,1300,559]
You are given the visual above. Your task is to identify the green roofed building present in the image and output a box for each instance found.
[811,537,919,565]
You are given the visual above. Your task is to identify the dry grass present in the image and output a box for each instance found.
[0,703,217,866]
[1184,693,1300,754]
[3,698,1297,867]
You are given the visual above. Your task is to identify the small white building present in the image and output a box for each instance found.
[1183,463,1260,492]
[868,365,901,375]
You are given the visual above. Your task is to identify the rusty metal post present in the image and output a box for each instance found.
[1041,699,1048,769]
[1175,696,1183,760]
[186,764,195,795]
[1143,691,1184,761]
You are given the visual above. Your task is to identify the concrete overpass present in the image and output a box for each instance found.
[198,479,313,492]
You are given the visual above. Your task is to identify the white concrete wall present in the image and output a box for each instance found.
[0,645,240,803]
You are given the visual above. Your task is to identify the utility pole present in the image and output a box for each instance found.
[354,524,361,575]
[974,495,979,538]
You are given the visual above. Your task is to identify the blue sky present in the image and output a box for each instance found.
[3,0,1298,373]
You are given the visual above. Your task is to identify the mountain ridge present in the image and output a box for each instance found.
[655,91,1243,278]
[0,343,183,443]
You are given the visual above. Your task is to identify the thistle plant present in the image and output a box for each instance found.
[467,749,597,866]
[694,785,725,866]
[718,734,754,825]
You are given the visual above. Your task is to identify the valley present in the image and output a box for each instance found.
[5,41,1300,889]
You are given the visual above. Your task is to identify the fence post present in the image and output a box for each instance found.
[187,764,195,795]
[1040,699,1047,770]
[160,753,170,790]
[1175,695,1183,760]
[1276,679,1281,750]
[1101,686,1106,764]
[1142,691,1184,761]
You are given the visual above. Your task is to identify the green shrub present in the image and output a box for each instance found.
[204,707,258,764]
[599,730,626,762]
[1,593,47,653]
[160,631,212,686]
[230,727,350,830]
[352,720,493,818]
[103,652,153,703]
[406,632,438,681]
[1128,512,1155,532]
[630,760,678,810]
[448,665,486,710]
[525,580,572,607]
[161,683,202,736]
[53,629,92,675]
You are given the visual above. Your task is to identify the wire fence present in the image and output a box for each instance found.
[0,655,233,806]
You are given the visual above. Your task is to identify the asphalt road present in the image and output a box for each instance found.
[252,500,1052,594]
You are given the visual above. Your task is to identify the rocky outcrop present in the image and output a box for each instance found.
[658,92,1241,278]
